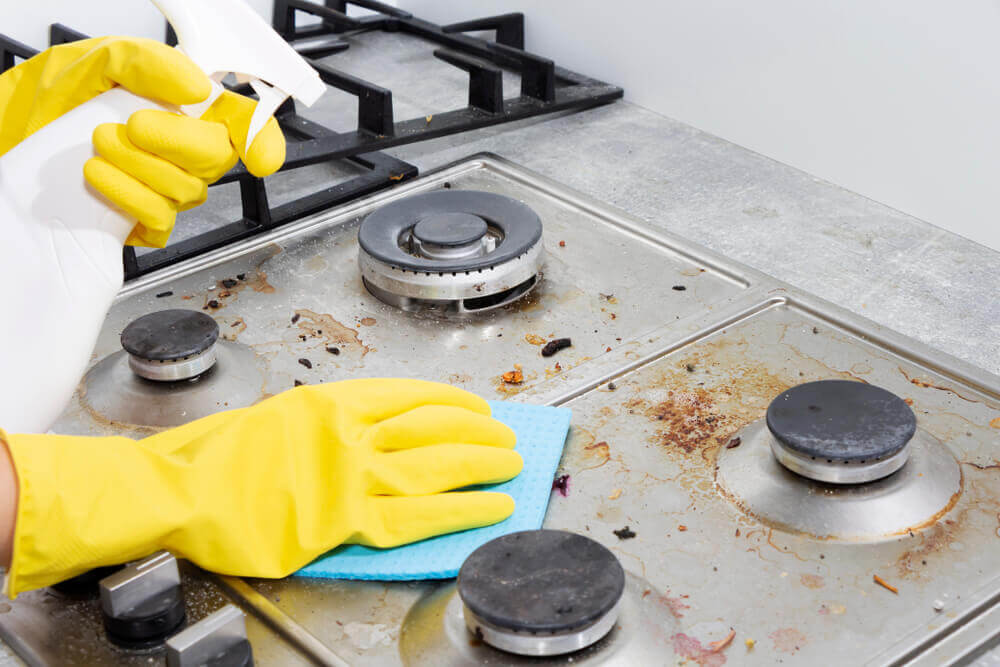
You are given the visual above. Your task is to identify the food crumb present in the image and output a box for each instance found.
[291,313,301,324]
[155,291,173,298]
[298,358,313,369]
[204,300,220,310]
[425,114,433,122]
[613,526,636,540]
[237,273,247,281]
[710,629,736,652]
[812,326,819,334]
[904,398,914,405]
[558,240,566,247]
[685,363,696,372]
[231,320,242,328]
[502,364,524,384]
[222,278,238,289]
[608,488,622,500]
[726,437,742,449]
[541,338,572,357]
[294,380,304,387]
[605,346,612,352]
[326,346,341,355]
[678,525,688,532]
[672,285,686,291]
[873,574,898,594]
[360,317,376,326]
[442,181,452,189]
[607,382,617,391]
[745,638,756,650]
[551,474,570,497]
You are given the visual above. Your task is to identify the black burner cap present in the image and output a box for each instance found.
[359,190,542,272]
[766,380,916,462]
[458,530,625,635]
[413,212,487,247]
[121,310,219,362]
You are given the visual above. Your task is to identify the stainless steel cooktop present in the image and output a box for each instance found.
[3,155,998,666]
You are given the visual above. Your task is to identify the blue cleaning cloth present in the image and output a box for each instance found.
[295,401,572,581]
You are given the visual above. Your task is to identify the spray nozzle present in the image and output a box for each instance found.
[151,0,325,151]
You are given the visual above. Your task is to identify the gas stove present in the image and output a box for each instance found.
[2,155,999,665]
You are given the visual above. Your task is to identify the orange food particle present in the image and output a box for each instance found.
[678,525,688,532]
[873,574,898,594]
[559,240,566,247]
[502,364,524,385]
[709,629,736,652]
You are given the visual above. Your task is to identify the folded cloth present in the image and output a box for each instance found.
[296,401,572,580]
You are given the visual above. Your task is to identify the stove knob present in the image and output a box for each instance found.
[166,605,254,667]
[99,551,186,648]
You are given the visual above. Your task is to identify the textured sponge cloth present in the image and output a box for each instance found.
[295,401,572,580]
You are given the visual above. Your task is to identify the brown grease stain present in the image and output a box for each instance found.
[294,309,370,357]
[671,632,730,667]
[769,627,807,653]
[899,367,980,403]
[800,574,825,589]
[991,417,1000,429]
[359,317,376,326]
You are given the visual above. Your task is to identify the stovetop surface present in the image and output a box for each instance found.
[3,156,995,666]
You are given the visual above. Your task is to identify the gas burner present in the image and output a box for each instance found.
[358,190,544,314]
[767,380,916,484]
[458,530,624,656]
[79,310,264,428]
[121,310,220,382]
[716,380,962,541]
[399,530,680,664]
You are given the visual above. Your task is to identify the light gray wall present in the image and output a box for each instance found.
[403,0,1000,253]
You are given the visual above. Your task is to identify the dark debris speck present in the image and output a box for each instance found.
[551,474,570,497]
[613,526,636,540]
[726,437,742,449]
[685,363,696,372]
[221,279,238,289]
[294,380,304,387]
[672,285,687,291]
[442,181,452,189]
[204,300,220,310]
[541,338,572,357]
[291,313,301,324]
[812,326,820,334]
[298,358,312,369]
[607,382,617,391]
[326,346,341,355]
[155,291,173,298]
[237,273,247,281]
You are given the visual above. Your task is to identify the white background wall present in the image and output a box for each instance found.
[4,1,999,252]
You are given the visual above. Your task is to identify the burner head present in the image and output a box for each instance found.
[457,530,625,657]
[767,380,916,484]
[120,310,219,381]
[358,190,544,313]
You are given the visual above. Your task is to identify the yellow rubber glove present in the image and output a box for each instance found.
[1,380,523,597]
[0,36,286,248]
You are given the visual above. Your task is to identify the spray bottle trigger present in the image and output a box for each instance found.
[179,79,227,122]
[245,80,288,153]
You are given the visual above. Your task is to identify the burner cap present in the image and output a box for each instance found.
[413,212,488,247]
[767,380,916,483]
[358,190,544,313]
[458,530,625,656]
[121,310,219,381]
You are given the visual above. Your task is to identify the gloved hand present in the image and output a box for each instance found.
[0,36,285,247]
[1,380,524,596]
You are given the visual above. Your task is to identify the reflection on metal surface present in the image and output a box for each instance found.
[165,605,251,667]
[399,575,677,666]
[716,421,962,540]
[80,342,264,428]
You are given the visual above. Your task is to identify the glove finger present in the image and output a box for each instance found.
[312,379,491,422]
[201,91,286,178]
[365,405,515,452]
[358,492,515,548]
[83,157,178,248]
[371,445,523,496]
[127,109,239,182]
[93,123,207,207]
[99,37,211,106]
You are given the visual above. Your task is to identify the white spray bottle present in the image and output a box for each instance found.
[0,0,325,433]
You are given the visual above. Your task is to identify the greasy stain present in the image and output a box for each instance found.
[294,309,370,357]
[359,317,376,326]
[769,627,807,654]
[671,632,731,667]
[899,367,979,403]
[800,574,825,589]
[991,417,1000,429]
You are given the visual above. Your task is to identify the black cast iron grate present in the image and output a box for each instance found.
[0,1,623,280]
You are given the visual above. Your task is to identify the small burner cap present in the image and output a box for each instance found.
[121,310,219,362]
[413,212,488,247]
[458,530,625,637]
[359,190,541,272]
[767,380,916,483]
